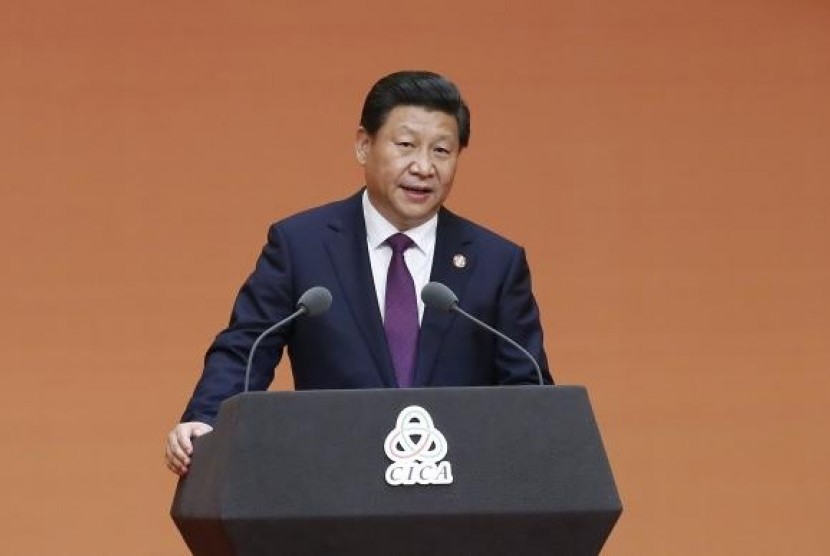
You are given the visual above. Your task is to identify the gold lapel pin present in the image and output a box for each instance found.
[452,254,467,269]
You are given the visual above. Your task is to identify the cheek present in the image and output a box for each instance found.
[381,160,410,181]
[437,163,457,188]
[369,160,398,183]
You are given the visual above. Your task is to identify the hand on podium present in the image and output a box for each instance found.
[165,422,213,475]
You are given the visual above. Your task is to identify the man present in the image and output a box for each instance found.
[165,71,552,475]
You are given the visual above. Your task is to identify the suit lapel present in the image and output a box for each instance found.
[414,208,474,386]
[323,193,397,387]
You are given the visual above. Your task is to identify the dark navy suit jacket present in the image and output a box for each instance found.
[182,191,551,425]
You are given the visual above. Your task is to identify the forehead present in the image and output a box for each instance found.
[380,105,459,141]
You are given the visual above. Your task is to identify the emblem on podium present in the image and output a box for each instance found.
[384,405,453,486]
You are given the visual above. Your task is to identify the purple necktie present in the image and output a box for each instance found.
[384,233,418,387]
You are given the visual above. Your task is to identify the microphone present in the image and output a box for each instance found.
[297,286,333,316]
[243,286,333,392]
[421,282,545,386]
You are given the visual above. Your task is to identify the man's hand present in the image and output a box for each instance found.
[165,421,213,475]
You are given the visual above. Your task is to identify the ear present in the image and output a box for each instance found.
[355,127,371,165]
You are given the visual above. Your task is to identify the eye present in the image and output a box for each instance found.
[396,141,415,148]
[434,146,451,156]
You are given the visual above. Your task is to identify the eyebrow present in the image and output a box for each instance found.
[395,125,456,142]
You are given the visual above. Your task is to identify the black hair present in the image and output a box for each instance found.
[359,70,470,148]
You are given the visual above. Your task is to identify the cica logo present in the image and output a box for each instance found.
[384,405,453,486]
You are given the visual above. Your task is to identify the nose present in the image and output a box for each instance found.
[408,149,435,178]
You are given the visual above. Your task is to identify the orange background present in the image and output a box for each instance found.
[3,1,829,554]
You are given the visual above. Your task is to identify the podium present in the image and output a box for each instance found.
[171,386,621,555]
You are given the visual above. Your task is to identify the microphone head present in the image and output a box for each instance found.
[421,282,458,312]
[297,286,333,316]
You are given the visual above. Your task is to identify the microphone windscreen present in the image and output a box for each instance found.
[421,282,458,312]
[297,286,333,316]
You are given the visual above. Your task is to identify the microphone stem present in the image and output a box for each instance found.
[243,306,307,392]
[452,305,544,386]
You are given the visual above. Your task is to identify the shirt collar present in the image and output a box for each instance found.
[362,189,437,253]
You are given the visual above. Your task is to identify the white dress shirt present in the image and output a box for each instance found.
[362,190,437,324]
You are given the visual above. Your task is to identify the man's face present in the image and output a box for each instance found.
[356,105,461,231]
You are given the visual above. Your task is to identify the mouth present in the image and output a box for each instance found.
[399,184,433,197]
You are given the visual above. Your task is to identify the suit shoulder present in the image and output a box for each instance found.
[267,193,359,235]
[442,208,524,253]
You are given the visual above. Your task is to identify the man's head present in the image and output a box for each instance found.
[359,71,470,149]
[356,71,470,231]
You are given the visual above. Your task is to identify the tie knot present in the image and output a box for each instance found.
[386,233,414,254]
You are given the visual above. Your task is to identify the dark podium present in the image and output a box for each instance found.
[171,386,621,555]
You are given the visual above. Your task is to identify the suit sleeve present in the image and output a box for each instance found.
[493,247,554,385]
[180,224,296,425]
